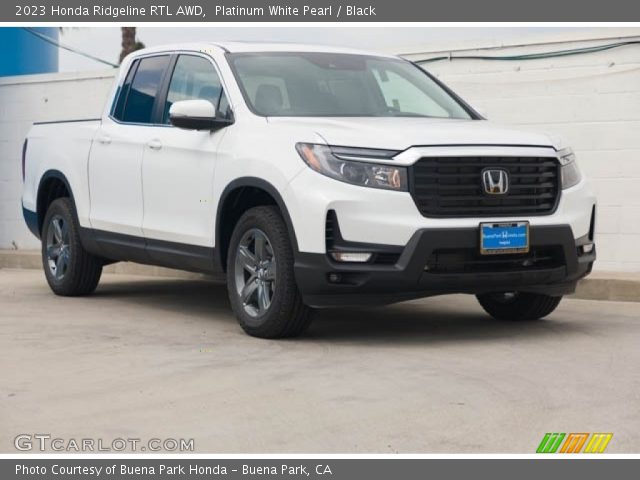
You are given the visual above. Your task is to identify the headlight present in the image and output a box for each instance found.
[558,147,581,190]
[295,143,408,191]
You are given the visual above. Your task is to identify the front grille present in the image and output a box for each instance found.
[425,246,564,274]
[410,156,560,217]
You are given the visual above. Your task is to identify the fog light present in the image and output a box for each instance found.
[330,252,372,263]
[328,273,342,283]
[582,243,594,253]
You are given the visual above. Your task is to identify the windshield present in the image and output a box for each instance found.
[228,52,474,119]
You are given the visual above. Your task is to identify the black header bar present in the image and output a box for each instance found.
[5,0,640,22]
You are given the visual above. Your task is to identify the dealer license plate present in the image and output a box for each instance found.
[480,222,529,255]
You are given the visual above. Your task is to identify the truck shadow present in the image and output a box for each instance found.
[92,278,232,318]
[307,304,579,344]
[92,277,584,345]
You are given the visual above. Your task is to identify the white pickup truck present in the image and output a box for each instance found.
[22,42,596,338]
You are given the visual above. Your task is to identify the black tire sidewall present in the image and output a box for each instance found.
[226,206,305,337]
[41,197,101,295]
[476,292,562,321]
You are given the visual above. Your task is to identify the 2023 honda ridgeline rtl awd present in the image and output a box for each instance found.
[21,42,596,337]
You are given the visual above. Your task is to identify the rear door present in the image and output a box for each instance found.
[88,54,171,237]
[140,53,233,247]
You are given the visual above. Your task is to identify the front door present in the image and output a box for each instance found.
[141,54,232,248]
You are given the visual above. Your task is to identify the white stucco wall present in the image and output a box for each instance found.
[0,70,115,250]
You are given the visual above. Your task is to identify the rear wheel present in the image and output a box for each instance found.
[476,292,562,321]
[41,198,103,296]
[226,206,313,338]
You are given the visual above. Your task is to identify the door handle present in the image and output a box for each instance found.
[97,135,111,145]
[147,139,162,151]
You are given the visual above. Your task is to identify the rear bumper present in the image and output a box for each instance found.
[294,224,595,308]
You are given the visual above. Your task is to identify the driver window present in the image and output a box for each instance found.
[163,55,230,123]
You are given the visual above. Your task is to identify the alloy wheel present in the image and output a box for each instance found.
[46,214,71,281]
[234,228,277,317]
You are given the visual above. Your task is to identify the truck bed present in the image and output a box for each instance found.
[22,118,102,234]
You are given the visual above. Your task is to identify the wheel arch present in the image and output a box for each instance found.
[216,177,299,272]
[36,170,77,237]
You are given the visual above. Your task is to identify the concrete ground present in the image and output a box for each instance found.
[1,268,639,453]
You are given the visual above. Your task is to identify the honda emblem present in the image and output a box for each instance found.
[482,168,509,195]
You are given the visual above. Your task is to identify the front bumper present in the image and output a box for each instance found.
[285,166,596,253]
[295,224,595,308]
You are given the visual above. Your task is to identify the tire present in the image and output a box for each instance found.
[476,292,562,321]
[41,197,103,296]
[226,205,313,338]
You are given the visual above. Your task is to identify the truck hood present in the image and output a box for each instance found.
[267,117,558,151]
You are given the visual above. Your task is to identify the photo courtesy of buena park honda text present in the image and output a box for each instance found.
[0,0,639,478]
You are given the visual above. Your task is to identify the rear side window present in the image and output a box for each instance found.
[162,55,229,123]
[117,55,170,124]
[111,59,138,120]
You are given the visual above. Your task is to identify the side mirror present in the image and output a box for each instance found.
[169,99,228,130]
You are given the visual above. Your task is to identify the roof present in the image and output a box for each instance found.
[130,41,398,59]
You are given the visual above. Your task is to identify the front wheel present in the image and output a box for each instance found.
[226,206,313,338]
[476,292,562,321]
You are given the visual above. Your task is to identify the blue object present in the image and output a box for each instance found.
[481,222,529,253]
[0,27,59,77]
